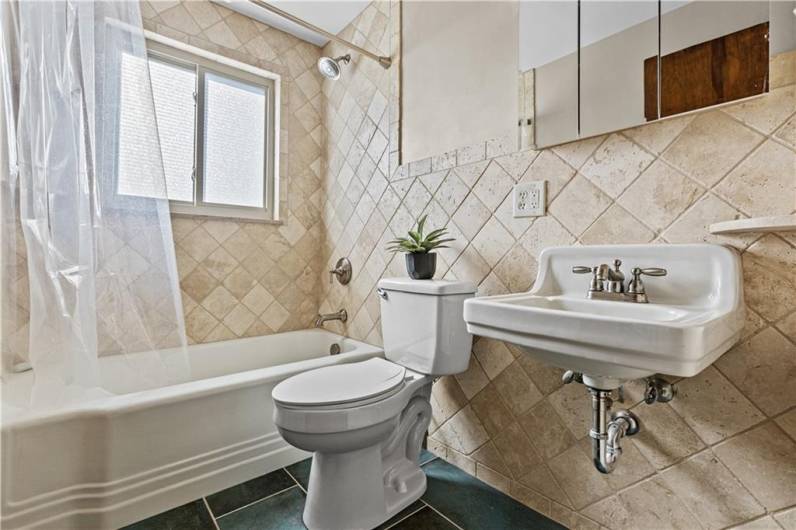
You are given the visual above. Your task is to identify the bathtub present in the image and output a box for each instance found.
[0,329,382,529]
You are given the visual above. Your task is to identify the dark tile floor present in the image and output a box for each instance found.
[122,450,565,530]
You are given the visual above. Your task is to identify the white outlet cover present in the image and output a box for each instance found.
[513,181,546,218]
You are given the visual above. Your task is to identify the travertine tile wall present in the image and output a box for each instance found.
[318,4,796,527]
[141,1,328,343]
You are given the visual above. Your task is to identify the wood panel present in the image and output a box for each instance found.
[644,22,769,121]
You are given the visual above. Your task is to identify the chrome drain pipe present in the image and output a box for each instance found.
[589,387,640,474]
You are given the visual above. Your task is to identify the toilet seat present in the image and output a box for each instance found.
[273,361,430,435]
[273,358,407,409]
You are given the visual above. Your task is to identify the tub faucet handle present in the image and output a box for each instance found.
[329,257,352,285]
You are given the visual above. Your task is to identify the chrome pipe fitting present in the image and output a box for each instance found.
[589,387,640,474]
[643,376,677,404]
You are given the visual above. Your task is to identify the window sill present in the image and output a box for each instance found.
[169,211,282,225]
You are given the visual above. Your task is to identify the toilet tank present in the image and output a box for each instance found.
[377,278,476,376]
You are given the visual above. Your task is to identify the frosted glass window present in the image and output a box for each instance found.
[148,56,196,203]
[118,52,168,199]
[121,40,276,220]
[202,73,266,208]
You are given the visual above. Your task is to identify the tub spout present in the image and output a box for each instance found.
[314,309,347,328]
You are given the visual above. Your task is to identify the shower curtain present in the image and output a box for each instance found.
[1,0,189,407]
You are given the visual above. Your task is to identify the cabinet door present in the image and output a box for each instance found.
[657,1,770,118]
[519,1,579,148]
[580,1,659,138]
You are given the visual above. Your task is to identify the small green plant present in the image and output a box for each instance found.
[387,215,455,254]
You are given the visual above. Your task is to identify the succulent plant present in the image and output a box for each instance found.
[387,215,455,254]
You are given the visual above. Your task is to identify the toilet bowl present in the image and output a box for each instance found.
[272,278,476,530]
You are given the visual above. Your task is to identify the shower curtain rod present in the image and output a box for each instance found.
[247,0,392,69]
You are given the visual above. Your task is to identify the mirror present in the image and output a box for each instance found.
[518,1,578,149]
[580,1,658,137]
[519,0,796,149]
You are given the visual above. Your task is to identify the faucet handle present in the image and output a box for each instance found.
[572,266,603,292]
[627,267,667,297]
[328,257,352,285]
[635,267,667,277]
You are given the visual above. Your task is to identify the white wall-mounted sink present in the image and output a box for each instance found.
[463,244,744,388]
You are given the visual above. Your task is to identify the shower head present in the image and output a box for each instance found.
[317,54,351,80]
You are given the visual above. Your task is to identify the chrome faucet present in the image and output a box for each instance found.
[314,309,347,328]
[572,259,666,303]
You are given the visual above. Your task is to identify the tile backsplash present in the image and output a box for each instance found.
[317,4,796,527]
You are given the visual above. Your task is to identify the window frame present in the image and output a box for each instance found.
[145,35,281,222]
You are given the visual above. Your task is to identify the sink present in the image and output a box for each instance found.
[463,244,744,388]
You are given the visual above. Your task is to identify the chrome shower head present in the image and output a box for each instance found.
[317,54,351,80]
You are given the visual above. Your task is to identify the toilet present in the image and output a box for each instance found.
[272,278,476,530]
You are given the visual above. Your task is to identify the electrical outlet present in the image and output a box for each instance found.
[512,180,546,218]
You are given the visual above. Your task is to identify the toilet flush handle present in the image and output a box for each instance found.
[377,288,388,300]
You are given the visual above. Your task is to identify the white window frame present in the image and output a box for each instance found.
[144,32,281,222]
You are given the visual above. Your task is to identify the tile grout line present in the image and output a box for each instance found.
[381,502,429,530]
[423,501,467,530]
[283,466,308,494]
[202,497,221,530]
[214,484,299,520]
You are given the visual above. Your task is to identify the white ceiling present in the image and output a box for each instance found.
[216,0,371,47]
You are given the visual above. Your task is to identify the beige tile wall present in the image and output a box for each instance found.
[142,1,328,343]
[318,4,796,527]
[4,3,795,528]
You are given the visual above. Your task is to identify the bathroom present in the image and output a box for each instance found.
[1,0,794,528]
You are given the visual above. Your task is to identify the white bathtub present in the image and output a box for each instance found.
[0,329,382,529]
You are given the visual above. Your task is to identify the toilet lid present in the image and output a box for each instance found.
[272,358,407,407]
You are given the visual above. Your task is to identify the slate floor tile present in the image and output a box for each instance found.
[387,506,459,529]
[419,449,438,465]
[375,499,426,530]
[124,453,562,530]
[421,458,565,530]
[121,499,215,530]
[216,486,306,530]
[206,468,296,517]
[285,457,312,490]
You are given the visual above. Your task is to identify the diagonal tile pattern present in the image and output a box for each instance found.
[141,0,327,343]
[317,13,796,527]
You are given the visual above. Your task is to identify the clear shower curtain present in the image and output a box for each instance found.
[1,0,189,407]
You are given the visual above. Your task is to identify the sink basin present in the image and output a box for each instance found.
[463,244,744,387]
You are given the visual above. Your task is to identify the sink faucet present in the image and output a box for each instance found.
[314,309,347,328]
[572,259,666,303]
[596,259,625,293]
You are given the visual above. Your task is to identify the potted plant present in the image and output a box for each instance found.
[387,215,454,279]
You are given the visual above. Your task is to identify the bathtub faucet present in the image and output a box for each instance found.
[314,309,347,328]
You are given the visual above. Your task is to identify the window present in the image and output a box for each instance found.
[120,40,277,220]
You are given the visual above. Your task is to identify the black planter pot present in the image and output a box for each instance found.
[405,252,437,280]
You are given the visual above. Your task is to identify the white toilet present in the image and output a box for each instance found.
[272,278,476,530]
